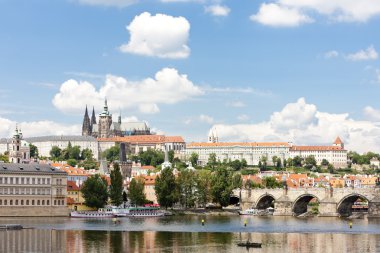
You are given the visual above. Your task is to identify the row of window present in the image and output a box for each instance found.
[0,187,51,195]
[0,177,51,185]
[0,199,65,206]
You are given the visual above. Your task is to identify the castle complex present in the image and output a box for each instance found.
[81,99,151,138]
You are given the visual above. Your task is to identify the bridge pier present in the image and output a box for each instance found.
[368,196,380,218]
[318,197,339,217]
[273,196,293,216]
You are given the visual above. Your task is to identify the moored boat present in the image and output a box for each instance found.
[70,211,115,218]
[237,241,262,248]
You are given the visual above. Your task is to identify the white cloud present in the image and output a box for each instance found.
[199,114,214,124]
[324,50,339,59]
[363,106,380,121]
[251,0,380,27]
[52,68,203,114]
[205,4,230,16]
[76,0,137,7]
[210,98,380,153]
[237,114,250,121]
[250,3,313,27]
[278,0,380,22]
[119,12,190,59]
[228,101,245,108]
[0,117,80,139]
[346,45,378,61]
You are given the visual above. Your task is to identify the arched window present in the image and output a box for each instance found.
[15,199,18,205]
[42,200,45,205]
[4,200,7,205]
[54,200,56,205]
[47,200,49,205]
[0,199,2,205]
[26,200,29,205]
[32,200,35,205]
[10,200,13,205]
[37,200,40,205]
[21,200,24,205]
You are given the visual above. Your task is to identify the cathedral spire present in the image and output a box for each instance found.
[82,105,91,136]
[91,106,97,126]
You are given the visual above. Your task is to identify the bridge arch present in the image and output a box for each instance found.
[255,194,276,210]
[292,194,320,215]
[337,193,369,217]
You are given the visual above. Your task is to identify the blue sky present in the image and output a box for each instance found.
[0,0,380,152]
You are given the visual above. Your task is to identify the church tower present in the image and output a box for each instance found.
[9,125,23,163]
[98,99,113,138]
[82,105,92,136]
[208,127,218,143]
[91,106,97,128]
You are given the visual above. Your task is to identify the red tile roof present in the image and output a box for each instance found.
[97,135,185,144]
[290,146,344,151]
[334,136,343,145]
[67,181,80,191]
[187,142,290,147]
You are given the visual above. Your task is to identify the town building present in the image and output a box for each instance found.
[0,163,68,216]
[289,137,347,168]
[51,163,89,187]
[25,135,99,159]
[66,181,93,211]
[186,142,290,166]
[9,126,31,164]
[98,135,186,155]
[82,99,151,138]
[142,175,158,204]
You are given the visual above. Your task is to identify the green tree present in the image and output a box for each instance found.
[155,167,178,209]
[196,170,212,207]
[321,159,329,166]
[292,156,303,167]
[81,148,94,160]
[110,163,123,206]
[103,145,120,162]
[231,173,242,189]
[168,150,175,163]
[304,155,317,169]
[29,144,38,158]
[69,146,81,160]
[283,159,287,168]
[138,149,164,166]
[67,159,77,167]
[207,153,218,170]
[229,160,242,171]
[81,174,108,209]
[276,158,282,169]
[50,146,61,160]
[262,176,282,189]
[260,156,268,171]
[0,154,8,162]
[190,152,199,167]
[177,169,197,208]
[210,166,233,207]
[272,156,278,166]
[81,159,98,170]
[241,159,248,168]
[122,191,128,202]
[128,177,146,206]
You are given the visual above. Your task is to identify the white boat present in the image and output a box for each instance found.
[128,207,165,217]
[70,211,115,218]
[239,208,259,215]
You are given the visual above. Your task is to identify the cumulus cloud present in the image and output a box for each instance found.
[250,3,313,27]
[324,50,339,59]
[119,12,190,59]
[363,106,380,121]
[210,98,380,153]
[250,0,380,27]
[205,4,230,16]
[76,0,137,7]
[52,68,203,114]
[0,117,80,139]
[199,114,214,124]
[346,45,378,61]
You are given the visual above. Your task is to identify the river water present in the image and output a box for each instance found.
[1,216,380,252]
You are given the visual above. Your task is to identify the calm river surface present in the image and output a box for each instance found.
[1,216,380,252]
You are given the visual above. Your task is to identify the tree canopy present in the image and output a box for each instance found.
[128,177,146,206]
[81,174,109,209]
[110,163,123,206]
[155,167,178,209]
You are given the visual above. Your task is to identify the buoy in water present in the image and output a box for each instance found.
[244,220,247,227]
[201,219,205,226]
[349,221,352,229]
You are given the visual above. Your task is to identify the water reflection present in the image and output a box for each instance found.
[1,229,380,253]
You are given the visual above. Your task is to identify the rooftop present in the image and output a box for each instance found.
[0,163,67,175]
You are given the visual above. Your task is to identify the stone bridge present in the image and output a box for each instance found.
[233,187,380,217]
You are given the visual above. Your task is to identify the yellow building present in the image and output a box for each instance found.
[143,175,158,204]
[67,181,94,211]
